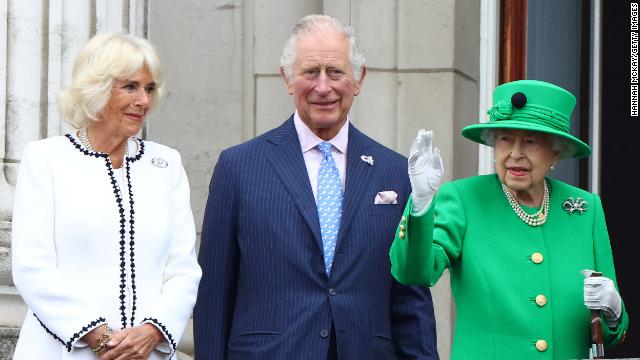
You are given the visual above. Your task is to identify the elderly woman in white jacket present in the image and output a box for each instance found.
[11,33,201,359]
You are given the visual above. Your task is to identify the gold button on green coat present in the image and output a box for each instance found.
[390,175,629,359]
[536,295,547,307]
[536,339,548,352]
[531,252,544,264]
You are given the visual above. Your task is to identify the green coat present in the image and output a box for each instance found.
[390,174,628,359]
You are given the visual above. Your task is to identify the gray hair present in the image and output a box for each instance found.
[57,33,164,129]
[481,129,577,159]
[280,14,366,81]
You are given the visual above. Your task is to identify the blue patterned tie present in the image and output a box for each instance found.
[316,141,343,275]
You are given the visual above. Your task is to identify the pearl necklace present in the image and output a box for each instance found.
[501,181,549,227]
[77,127,129,157]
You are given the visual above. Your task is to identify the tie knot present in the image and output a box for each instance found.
[317,141,333,157]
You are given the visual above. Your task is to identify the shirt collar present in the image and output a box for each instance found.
[293,110,349,154]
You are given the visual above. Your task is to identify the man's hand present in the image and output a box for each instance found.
[408,129,443,216]
[98,324,164,360]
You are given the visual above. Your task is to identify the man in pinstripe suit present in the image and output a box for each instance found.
[194,14,439,360]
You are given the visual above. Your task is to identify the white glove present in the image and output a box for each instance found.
[582,269,622,328]
[408,129,444,216]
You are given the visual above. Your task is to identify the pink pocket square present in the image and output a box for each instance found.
[374,191,398,204]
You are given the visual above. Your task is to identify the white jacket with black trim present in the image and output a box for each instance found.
[11,134,202,359]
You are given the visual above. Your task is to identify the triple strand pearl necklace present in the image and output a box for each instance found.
[501,180,549,227]
[77,127,129,158]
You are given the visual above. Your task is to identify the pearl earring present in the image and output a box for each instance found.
[550,165,555,170]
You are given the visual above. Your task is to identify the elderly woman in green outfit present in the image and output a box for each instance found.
[390,80,629,359]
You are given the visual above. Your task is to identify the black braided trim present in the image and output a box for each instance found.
[141,317,177,354]
[103,156,129,329]
[65,134,145,160]
[33,313,105,352]
[65,134,108,159]
[123,138,142,325]
[126,137,145,162]
[125,158,137,326]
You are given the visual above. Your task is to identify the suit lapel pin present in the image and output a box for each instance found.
[360,155,374,166]
[562,196,588,215]
[151,157,168,168]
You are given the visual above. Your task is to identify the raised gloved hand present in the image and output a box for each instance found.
[582,269,623,328]
[408,129,444,216]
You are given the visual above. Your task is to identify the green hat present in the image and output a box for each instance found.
[461,80,591,158]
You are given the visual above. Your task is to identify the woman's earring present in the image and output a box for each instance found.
[550,165,555,171]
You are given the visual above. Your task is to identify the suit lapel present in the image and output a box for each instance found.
[266,117,323,250]
[336,125,375,248]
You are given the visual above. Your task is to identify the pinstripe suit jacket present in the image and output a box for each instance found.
[194,117,438,359]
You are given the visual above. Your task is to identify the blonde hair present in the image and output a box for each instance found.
[57,33,164,129]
